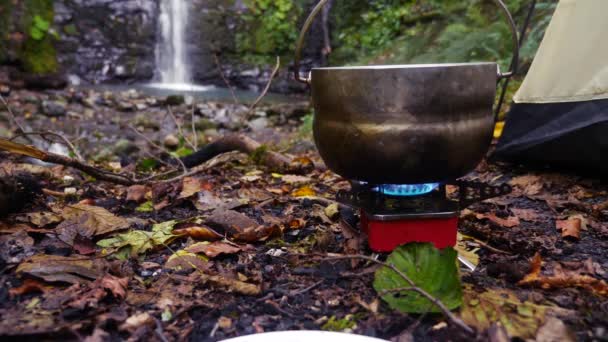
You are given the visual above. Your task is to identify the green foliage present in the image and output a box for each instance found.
[331,0,557,73]
[321,315,357,332]
[29,15,50,40]
[21,0,57,74]
[236,0,303,64]
[373,243,462,313]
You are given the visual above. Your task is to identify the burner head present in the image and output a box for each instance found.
[372,183,440,197]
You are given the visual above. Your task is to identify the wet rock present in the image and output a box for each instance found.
[163,134,180,149]
[134,102,148,111]
[165,95,185,106]
[41,100,67,117]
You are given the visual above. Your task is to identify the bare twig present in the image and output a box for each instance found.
[318,254,475,335]
[213,54,239,105]
[0,93,26,133]
[167,106,196,151]
[246,56,280,120]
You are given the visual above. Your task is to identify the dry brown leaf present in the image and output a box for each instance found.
[556,218,581,240]
[186,241,242,258]
[100,274,128,299]
[518,253,608,296]
[16,254,106,284]
[60,204,130,235]
[126,185,150,203]
[173,225,223,241]
[9,278,50,297]
[56,204,130,247]
[200,273,261,296]
[18,212,63,227]
[206,209,258,235]
[509,175,544,196]
[281,174,312,184]
[292,185,316,197]
[233,225,282,243]
[179,177,207,199]
[464,210,520,228]
[510,208,540,222]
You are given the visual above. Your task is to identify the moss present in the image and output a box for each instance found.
[20,0,57,74]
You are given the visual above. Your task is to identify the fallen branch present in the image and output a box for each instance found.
[180,134,292,172]
[10,130,84,161]
[318,254,475,335]
[0,138,137,185]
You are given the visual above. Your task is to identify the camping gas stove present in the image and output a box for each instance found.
[336,181,511,252]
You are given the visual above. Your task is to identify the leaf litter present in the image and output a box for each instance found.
[1,90,608,341]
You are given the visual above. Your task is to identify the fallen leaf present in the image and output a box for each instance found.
[206,209,258,235]
[556,218,581,240]
[463,210,520,228]
[324,203,340,220]
[0,230,34,264]
[186,241,242,258]
[281,174,312,184]
[233,225,282,243]
[57,204,130,246]
[164,249,208,271]
[292,185,316,197]
[179,177,204,199]
[509,175,544,196]
[135,201,154,213]
[97,220,178,257]
[518,253,608,296]
[510,208,540,222]
[100,274,129,299]
[373,243,462,313]
[461,286,554,339]
[16,254,106,284]
[200,273,261,296]
[126,185,150,203]
[18,212,63,227]
[536,317,575,342]
[173,225,223,241]
[9,279,49,296]
[120,312,154,333]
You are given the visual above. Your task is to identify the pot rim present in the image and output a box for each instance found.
[312,62,497,71]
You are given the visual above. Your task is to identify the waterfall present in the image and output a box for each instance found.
[155,0,190,85]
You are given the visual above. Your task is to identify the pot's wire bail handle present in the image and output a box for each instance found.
[294,0,520,84]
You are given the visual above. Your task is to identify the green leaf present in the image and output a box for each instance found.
[460,286,553,339]
[373,243,462,313]
[29,27,44,40]
[135,201,154,213]
[97,220,178,257]
[33,15,50,31]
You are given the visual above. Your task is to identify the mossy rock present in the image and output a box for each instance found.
[20,0,58,75]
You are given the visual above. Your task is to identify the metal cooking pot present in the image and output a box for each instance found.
[294,0,519,184]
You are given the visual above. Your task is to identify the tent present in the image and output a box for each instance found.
[494,0,608,175]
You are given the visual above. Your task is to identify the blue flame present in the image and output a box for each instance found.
[372,183,440,197]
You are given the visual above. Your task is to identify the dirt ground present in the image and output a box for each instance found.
[0,88,607,341]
